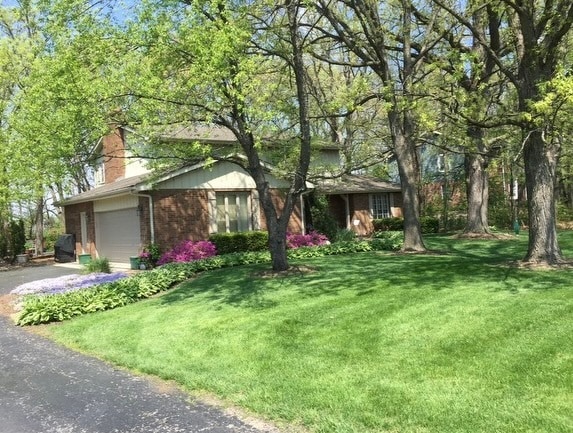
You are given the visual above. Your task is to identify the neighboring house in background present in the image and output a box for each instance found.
[59,125,403,264]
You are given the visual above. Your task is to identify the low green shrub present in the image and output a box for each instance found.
[373,217,440,234]
[82,257,111,274]
[333,228,356,242]
[17,239,396,326]
[209,231,269,254]
[308,192,339,240]
[138,243,162,268]
[372,217,404,232]
[371,231,403,251]
[420,216,440,233]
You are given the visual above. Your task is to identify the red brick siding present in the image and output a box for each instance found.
[258,189,303,234]
[150,190,210,249]
[102,128,126,183]
[64,187,306,256]
[325,192,403,235]
[63,202,96,256]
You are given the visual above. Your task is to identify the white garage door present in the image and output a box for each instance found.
[95,208,141,263]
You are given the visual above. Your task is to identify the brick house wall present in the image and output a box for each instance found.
[63,202,96,256]
[102,128,126,183]
[138,188,303,250]
[142,190,211,248]
[258,189,303,234]
[390,192,403,217]
[326,192,403,236]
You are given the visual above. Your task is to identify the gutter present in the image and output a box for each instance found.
[131,191,155,244]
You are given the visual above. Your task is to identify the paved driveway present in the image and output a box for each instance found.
[0,265,276,433]
[0,262,83,295]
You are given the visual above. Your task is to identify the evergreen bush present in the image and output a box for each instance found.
[10,219,26,258]
[209,231,268,254]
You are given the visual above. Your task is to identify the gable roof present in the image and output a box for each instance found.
[317,175,401,195]
[58,157,305,205]
[58,173,150,205]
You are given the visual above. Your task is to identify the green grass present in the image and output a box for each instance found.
[48,232,573,433]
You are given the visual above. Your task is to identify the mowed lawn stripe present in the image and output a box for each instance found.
[49,233,573,433]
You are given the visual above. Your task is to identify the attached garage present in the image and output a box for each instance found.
[92,195,142,263]
[94,208,141,262]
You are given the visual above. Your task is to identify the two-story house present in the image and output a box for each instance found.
[59,125,402,264]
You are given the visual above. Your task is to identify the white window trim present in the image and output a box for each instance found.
[369,193,391,219]
[94,158,105,185]
[210,191,254,233]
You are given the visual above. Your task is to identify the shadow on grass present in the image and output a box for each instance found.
[160,264,282,309]
[158,232,573,309]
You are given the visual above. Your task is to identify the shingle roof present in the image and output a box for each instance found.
[158,125,237,143]
[317,174,401,194]
[59,174,150,205]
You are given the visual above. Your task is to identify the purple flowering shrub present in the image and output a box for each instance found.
[157,240,217,265]
[286,231,329,249]
[10,272,129,296]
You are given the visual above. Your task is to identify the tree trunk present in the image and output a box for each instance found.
[464,126,490,234]
[34,197,44,255]
[522,129,563,263]
[390,111,426,252]
[253,174,295,271]
[266,215,289,271]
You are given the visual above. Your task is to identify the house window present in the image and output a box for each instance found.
[94,158,105,185]
[216,192,251,232]
[370,193,391,219]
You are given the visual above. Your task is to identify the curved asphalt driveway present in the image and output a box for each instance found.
[0,265,276,433]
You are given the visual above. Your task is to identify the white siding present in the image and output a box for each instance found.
[124,149,151,178]
[159,161,290,190]
[94,195,139,212]
[124,130,152,178]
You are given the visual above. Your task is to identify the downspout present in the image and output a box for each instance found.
[131,192,155,244]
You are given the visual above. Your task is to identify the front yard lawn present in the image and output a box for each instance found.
[47,233,573,433]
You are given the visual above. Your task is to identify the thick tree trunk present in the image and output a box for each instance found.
[266,216,289,271]
[522,130,563,264]
[246,163,295,271]
[389,111,425,252]
[464,127,490,234]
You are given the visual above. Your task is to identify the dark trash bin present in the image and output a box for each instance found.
[54,234,76,263]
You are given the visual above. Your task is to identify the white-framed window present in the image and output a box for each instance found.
[370,193,391,219]
[216,192,252,233]
[94,157,105,185]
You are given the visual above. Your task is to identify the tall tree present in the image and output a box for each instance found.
[446,4,507,234]
[313,0,450,252]
[438,0,573,263]
[104,0,324,271]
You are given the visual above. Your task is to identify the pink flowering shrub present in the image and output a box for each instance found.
[286,231,329,249]
[157,240,217,265]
